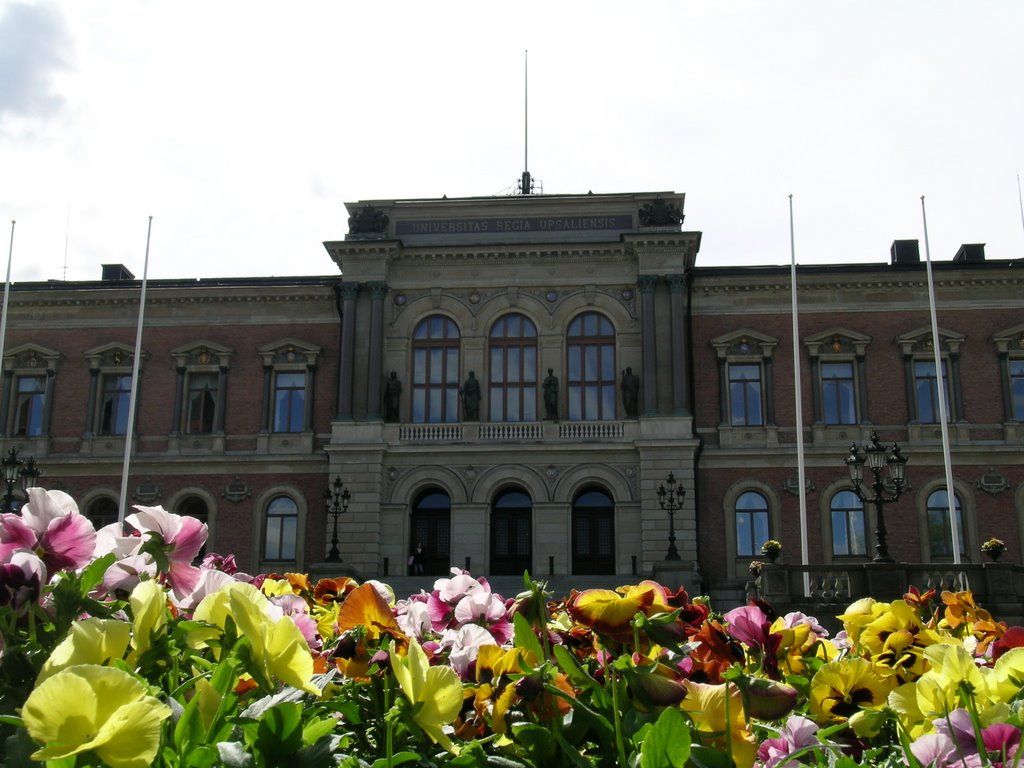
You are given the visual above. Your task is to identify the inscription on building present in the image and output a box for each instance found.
[395,214,633,236]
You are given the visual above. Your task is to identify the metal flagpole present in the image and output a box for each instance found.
[0,221,14,378]
[789,196,810,596]
[920,197,961,567]
[1017,173,1024,240]
[118,216,153,523]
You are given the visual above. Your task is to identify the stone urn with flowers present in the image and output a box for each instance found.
[761,539,783,563]
[982,537,1006,562]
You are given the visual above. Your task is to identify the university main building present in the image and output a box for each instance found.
[4,189,1023,603]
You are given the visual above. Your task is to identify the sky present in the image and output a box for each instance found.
[1,1,1022,283]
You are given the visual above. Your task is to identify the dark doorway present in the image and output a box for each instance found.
[410,490,452,576]
[490,490,532,576]
[572,488,615,575]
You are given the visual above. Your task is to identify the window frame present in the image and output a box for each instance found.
[411,316,461,424]
[829,489,868,557]
[262,495,299,562]
[991,324,1024,424]
[734,490,771,557]
[712,329,778,430]
[258,339,321,435]
[1,343,60,442]
[84,342,140,439]
[170,341,233,437]
[896,327,965,425]
[926,488,967,560]
[566,311,617,422]
[488,313,538,423]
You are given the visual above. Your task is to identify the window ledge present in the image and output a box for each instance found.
[717,425,779,449]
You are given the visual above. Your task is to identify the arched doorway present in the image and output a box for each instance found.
[409,489,451,575]
[490,489,532,576]
[572,487,615,575]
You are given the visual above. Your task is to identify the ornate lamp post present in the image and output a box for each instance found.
[657,472,684,561]
[324,476,351,563]
[2,447,42,512]
[845,432,908,563]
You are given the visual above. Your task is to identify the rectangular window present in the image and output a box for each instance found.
[821,362,856,425]
[272,371,306,433]
[99,374,132,435]
[186,372,218,434]
[832,508,867,556]
[914,360,951,423]
[728,363,763,426]
[13,375,46,436]
[1010,360,1024,421]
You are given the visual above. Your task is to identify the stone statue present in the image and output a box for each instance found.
[384,371,402,422]
[461,371,481,421]
[621,367,639,418]
[543,368,559,420]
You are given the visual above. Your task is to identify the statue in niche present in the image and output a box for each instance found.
[543,368,559,420]
[461,371,481,421]
[621,367,640,418]
[384,371,402,422]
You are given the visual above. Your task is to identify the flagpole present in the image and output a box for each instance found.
[118,216,152,523]
[920,197,961,567]
[789,196,810,597]
[0,221,15,384]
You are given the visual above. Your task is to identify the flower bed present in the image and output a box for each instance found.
[3,488,1024,767]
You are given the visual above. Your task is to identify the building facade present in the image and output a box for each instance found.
[2,190,1023,601]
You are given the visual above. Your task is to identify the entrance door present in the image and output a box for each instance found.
[572,488,615,575]
[490,490,532,576]
[410,490,452,576]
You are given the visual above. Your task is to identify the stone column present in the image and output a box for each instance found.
[667,273,690,415]
[638,275,658,416]
[171,367,185,434]
[366,281,387,419]
[84,368,99,436]
[214,366,228,433]
[260,365,272,432]
[336,282,360,420]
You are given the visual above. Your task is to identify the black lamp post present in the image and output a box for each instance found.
[2,447,42,512]
[845,431,908,563]
[657,472,684,561]
[324,476,351,563]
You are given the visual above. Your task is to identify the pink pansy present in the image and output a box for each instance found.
[724,603,773,649]
[93,522,143,559]
[779,611,830,638]
[102,553,158,595]
[395,597,433,640]
[441,623,497,679]
[126,504,208,563]
[0,550,46,612]
[177,567,237,611]
[909,733,957,768]
[3,488,96,574]
[0,514,36,562]
[756,714,819,768]
[428,568,492,630]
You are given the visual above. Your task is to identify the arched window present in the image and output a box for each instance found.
[830,490,867,556]
[410,490,451,576]
[572,487,615,575]
[567,312,616,421]
[176,495,210,561]
[411,316,460,423]
[491,489,532,575]
[263,496,298,562]
[927,489,966,558]
[489,314,538,422]
[735,491,770,557]
[86,497,119,530]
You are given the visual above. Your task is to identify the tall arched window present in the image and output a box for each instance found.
[410,490,451,576]
[491,489,532,575]
[572,487,615,575]
[830,490,867,557]
[927,489,966,558]
[86,497,119,530]
[567,312,616,421]
[735,491,770,557]
[412,316,460,423]
[263,496,298,562]
[176,495,210,561]
[489,314,538,422]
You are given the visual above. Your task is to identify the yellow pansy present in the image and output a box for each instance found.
[836,597,882,648]
[393,637,463,753]
[809,657,893,723]
[915,643,991,717]
[37,618,130,683]
[22,664,171,768]
[129,579,169,662]
[991,646,1024,703]
[681,680,757,768]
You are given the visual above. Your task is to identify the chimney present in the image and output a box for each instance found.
[101,264,135,281]
[890,240,920,265]
[953,243,986,262]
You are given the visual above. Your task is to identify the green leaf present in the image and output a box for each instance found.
[687,745,736,768]
[253,701,304,759]
[639,707,690,768]
[78,552,117,595]
[513,611,545,660]
[512,721,557,764]
[301,716,337,747]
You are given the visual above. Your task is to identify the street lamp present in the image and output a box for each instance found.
[324,476,351,563]
[2,447,43,512]
[845,431,908,563]
[656,472,684,561]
